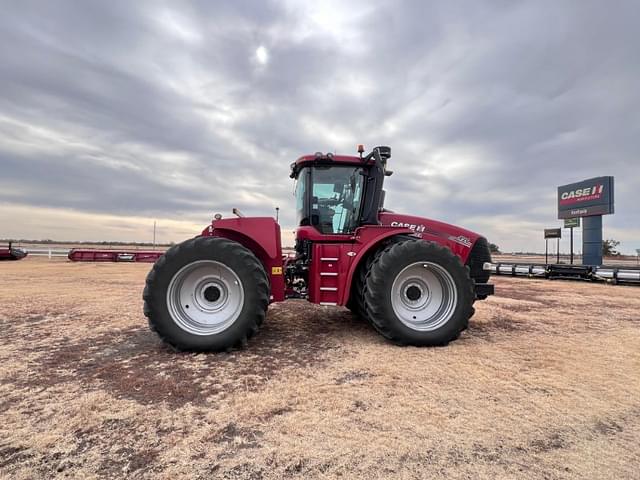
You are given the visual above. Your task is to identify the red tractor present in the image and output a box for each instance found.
[143,146,493,350]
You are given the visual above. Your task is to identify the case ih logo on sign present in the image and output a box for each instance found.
[559,184,604,206]
[557,176,614,219]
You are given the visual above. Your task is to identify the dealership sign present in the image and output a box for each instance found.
[564,217,580,228]
[557,176,614,219]
[544,228,561,239]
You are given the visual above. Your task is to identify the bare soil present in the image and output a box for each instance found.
[1,258,639,479]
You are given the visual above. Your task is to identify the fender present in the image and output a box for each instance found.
[339,225,413,305]
[378,212,480,263]
[202,217,286,302]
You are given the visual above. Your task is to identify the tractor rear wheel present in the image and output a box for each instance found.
[143,236,269,351]
[363,239,474,346]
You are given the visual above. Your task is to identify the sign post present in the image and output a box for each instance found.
[558,176,614,266]
[563,218,580,265]
[544,228,562,265]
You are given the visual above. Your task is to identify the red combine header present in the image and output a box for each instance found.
[0,242,28,261]
[68,249,164,263]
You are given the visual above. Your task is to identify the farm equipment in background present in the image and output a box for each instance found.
[489,262,640,284]
[143,146,494,351]
[0,242,28,261]
[68,249,164,263]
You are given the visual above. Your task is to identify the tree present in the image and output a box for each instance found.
[602,239,620,256]
[489,243,500,254]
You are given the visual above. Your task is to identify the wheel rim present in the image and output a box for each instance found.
[166,260,244,335]
[390,261,458,331]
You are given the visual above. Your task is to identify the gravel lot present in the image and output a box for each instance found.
[1,258,639,479]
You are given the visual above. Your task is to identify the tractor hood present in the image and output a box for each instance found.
[378,211,482,263]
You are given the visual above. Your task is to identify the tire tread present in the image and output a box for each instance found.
[363,238,474,346]
[142,236,269,351]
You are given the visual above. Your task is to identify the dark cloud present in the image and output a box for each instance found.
[0,0,638,251]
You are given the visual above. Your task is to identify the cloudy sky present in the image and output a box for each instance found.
[1,1,638,253]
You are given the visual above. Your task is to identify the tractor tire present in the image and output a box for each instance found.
[363,239,474,346]
[350,236,409,322]
[143,236,269,351]
[349,250,378,320]
[345,297,359,316]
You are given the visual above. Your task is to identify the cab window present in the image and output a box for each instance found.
[311,166,364,234]
[294,168,310,226]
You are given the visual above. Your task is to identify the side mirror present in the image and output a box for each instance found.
[376,146,391,160]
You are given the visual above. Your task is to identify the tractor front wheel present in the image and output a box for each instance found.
[363,239,474,346]
[143,237,269,351]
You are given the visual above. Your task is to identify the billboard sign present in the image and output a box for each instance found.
[564,217,581,228]
[557,176,614,219]
[544,228,561,239]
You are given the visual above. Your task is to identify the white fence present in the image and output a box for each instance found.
[25,248,71,258]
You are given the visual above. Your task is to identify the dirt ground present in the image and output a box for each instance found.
[1,258,639,479]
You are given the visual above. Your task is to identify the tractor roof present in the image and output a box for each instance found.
[290,153,372,178]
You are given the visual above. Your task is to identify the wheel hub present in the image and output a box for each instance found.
[193,279,228,312]
[404,283,425,302]
[203,285,222,303]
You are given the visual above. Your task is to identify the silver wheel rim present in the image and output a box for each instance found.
[391,261,458,331]
[166,260,244,335]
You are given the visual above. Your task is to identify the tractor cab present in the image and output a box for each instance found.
[285,147,399,304]
[290,146,392,235]
[294,161,364,234]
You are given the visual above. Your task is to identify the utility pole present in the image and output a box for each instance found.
[153,221,156,249]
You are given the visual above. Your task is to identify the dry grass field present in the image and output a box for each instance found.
[1,258,639,479]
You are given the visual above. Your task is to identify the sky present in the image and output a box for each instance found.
[0,0,638,253]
